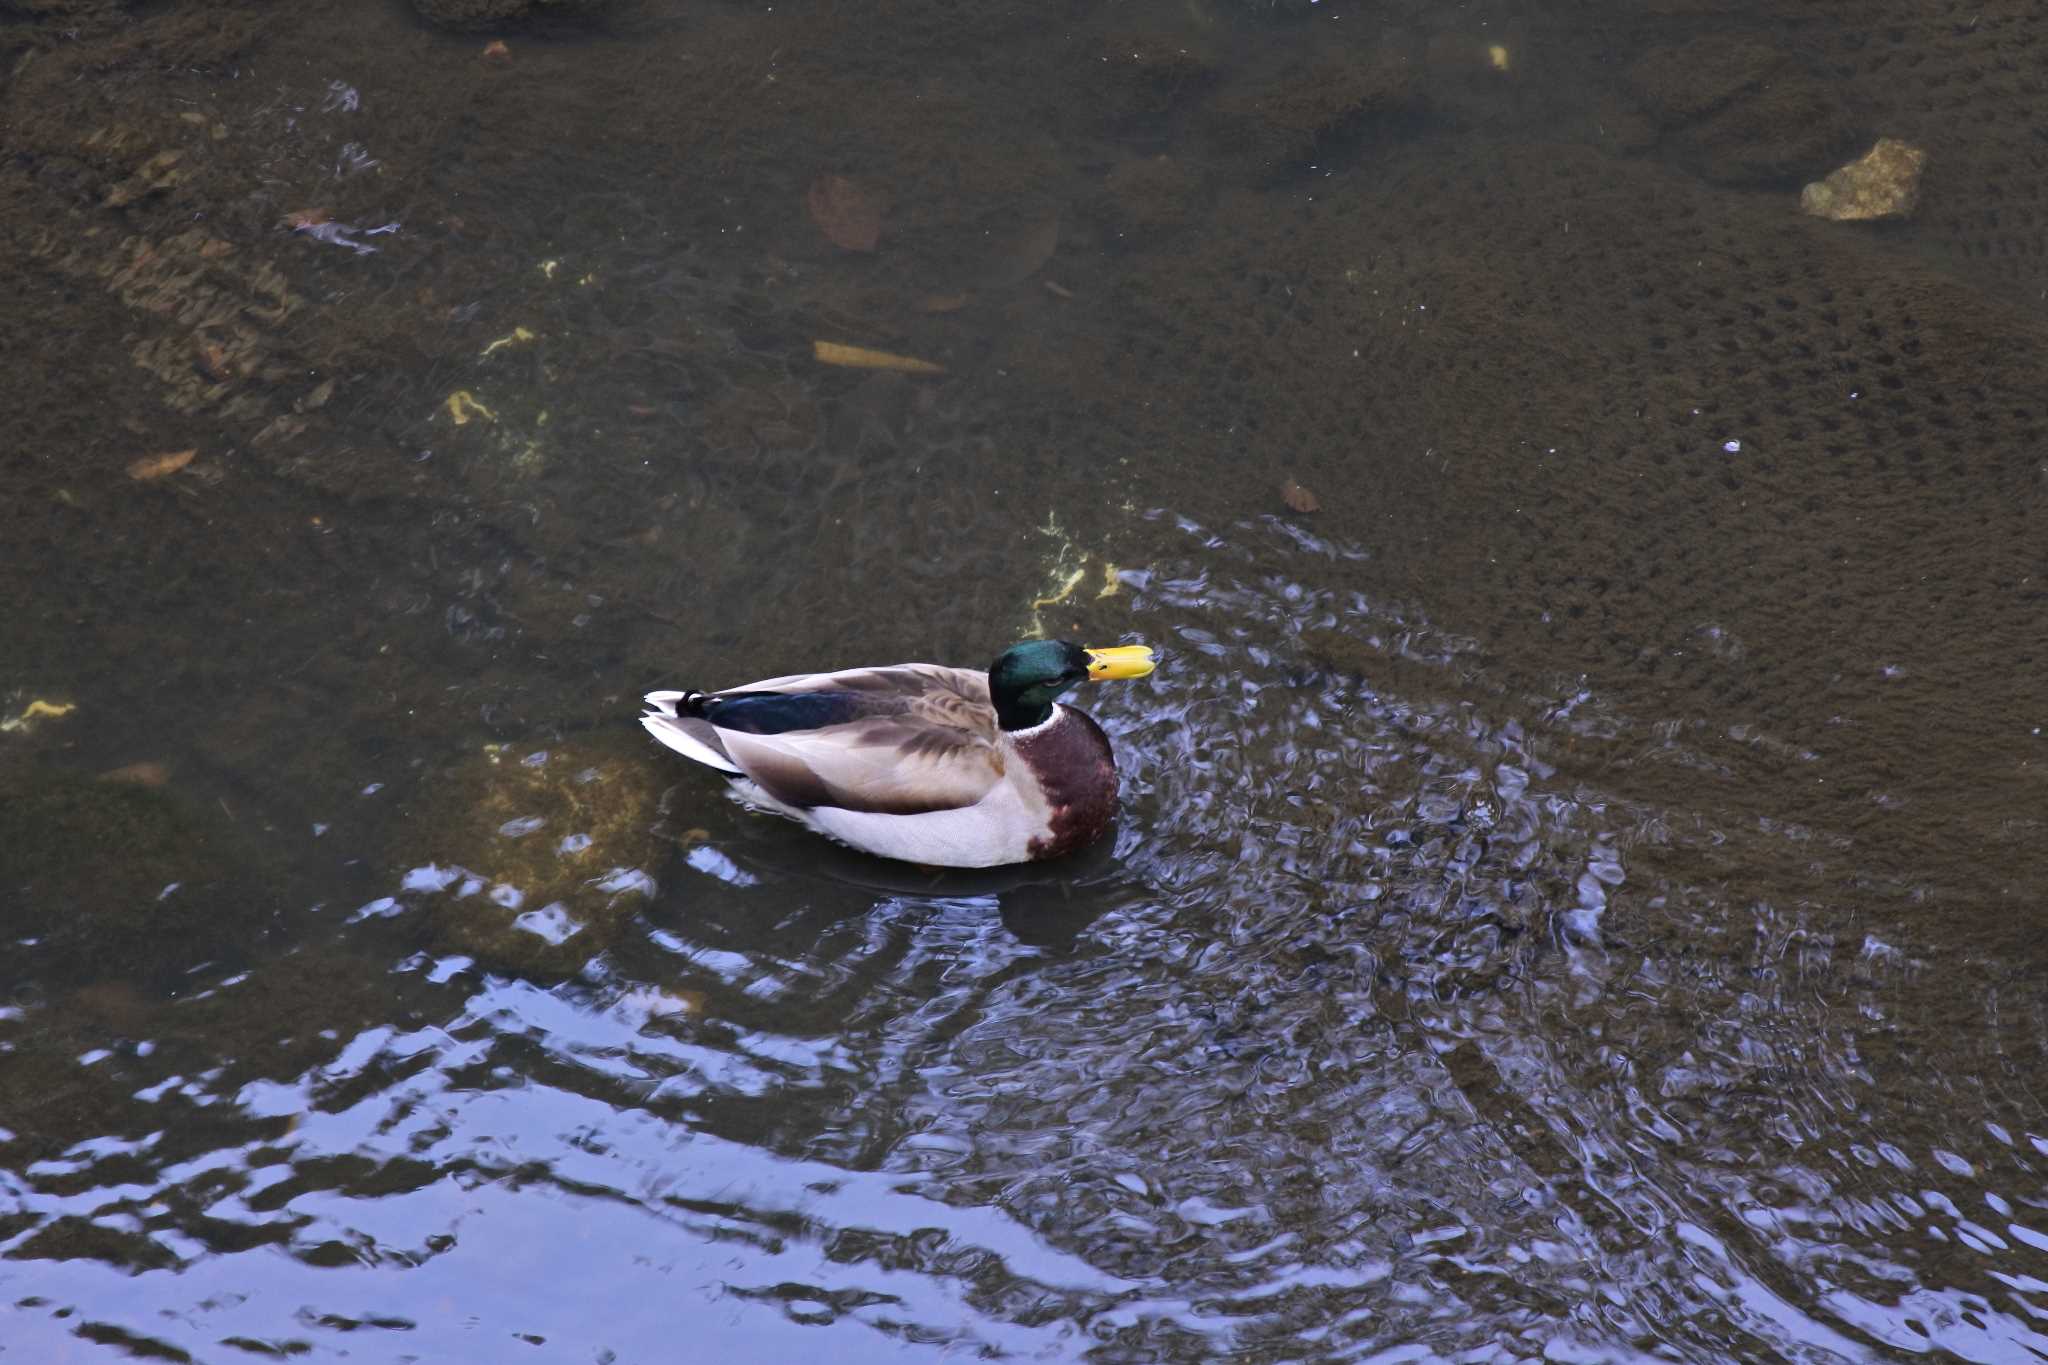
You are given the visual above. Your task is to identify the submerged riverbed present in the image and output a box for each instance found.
[3,1,2046,1360]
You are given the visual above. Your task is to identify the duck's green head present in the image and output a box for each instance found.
[989,639,1155,732]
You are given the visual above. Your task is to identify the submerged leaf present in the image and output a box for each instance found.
[806,175,886,253]
[1,699,77,734]
[981,206,1060,287]
[101,761,172,788]
[127,448,197,481]
[196,341,233,381]
[1280,478,1320,513]
[813,340,944,375]
[443,391,495,425]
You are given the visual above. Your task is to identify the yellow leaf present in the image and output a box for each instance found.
[812,340,944,375]
[481,326,536,358]
[2,698,77,733]
[444,391,496,425]
[1031,567,1087,610]
[127,448,196,481]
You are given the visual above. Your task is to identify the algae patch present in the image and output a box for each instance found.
[383,735,673,977]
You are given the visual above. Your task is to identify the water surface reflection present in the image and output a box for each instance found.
[9,515,2045,1361]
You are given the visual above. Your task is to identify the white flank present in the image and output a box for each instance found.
[732,779,1047,869]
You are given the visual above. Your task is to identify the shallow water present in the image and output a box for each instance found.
[4,1,2047,1361]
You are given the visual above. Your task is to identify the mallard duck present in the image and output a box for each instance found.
[640,640,1156,868]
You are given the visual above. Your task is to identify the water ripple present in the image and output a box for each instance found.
[5,516,2046,1362]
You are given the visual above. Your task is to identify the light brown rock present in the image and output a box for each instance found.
[1800,139,1928,221]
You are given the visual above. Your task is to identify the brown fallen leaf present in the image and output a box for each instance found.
[916,292,972,314]
[197,238,235,259]
[813,340,944,375]
[283,207,330,231]
[195,341,233,382]
[481,40,511,66]
[806,174,886,253]
[100,761,171,788]
[128,448,197,481]
[296,377,337,413]
[253,415,307,446]
[981,206,1060,287]
[1280,478,1320,514]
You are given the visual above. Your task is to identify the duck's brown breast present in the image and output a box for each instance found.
[1014,706,1120,860]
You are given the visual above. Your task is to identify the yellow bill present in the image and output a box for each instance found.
[1085,644,1156,680]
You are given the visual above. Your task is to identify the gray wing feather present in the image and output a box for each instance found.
[707,664,1003,815]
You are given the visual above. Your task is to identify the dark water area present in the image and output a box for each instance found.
[4,0,2047,1359]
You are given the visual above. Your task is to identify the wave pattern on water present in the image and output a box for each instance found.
[5,516,2048,1364]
